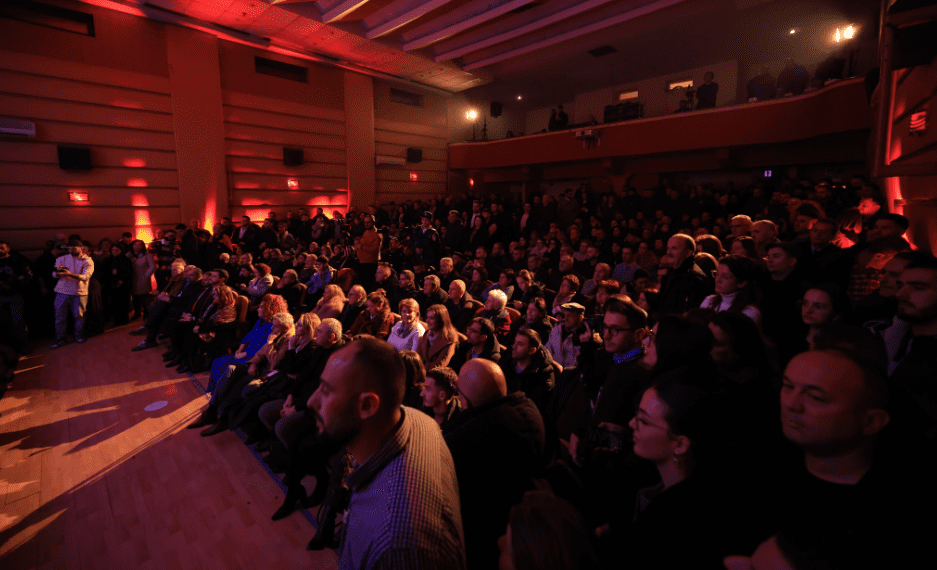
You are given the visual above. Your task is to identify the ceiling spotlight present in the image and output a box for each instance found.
[843,25,855,39]
[834,28,841,42]
[517,95,523,101]
[466,109,478,120]
[789,28,796,35]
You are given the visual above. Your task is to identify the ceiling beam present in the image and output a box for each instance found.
[402,0,537,51]
[321,0,371,22]
[460,0,687,70]
[433,0,622,62]
[365,0,456,39]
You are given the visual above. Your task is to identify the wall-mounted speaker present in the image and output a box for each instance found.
[406,147,423,163]
[57,146,92,170]
[283,147,304,166]
[490,101,502,117]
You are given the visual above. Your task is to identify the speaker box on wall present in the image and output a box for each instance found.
[58,146,92,170]
[490,101,502,117]
[406,147,423,163]
[283,147,304,166]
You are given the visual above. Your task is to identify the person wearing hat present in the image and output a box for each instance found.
[544,302,587,369]
[413,211,441,268]
[357,214,382,290]
[51,239,95,349]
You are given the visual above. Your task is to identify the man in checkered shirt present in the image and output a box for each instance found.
[308,336,466,569]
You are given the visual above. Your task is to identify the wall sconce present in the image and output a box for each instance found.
[69,191,89,202]
[910,111,927,136]
[287,178,299,189]
[410,172,419,181]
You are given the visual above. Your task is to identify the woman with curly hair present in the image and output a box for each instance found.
[174,285,238,373]
[312,284,345,320]
[347,291,396,340]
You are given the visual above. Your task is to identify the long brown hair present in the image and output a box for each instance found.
[426,304,457,343]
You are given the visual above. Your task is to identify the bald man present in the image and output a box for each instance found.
[446,279,477,333]
[308,337,466,569]
[444,359,546,570]
[731,349,931,569]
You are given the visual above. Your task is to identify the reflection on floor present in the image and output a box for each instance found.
[0,324,338,570]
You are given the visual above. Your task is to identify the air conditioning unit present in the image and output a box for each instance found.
[0,119,36,137]
[375,154,406,166]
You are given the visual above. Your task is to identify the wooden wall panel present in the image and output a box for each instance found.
[0,49,179,256]
[223,89,350,218]
[225,140,346,165]
[372,117,448,205]
[0,142,178,171]
[0,187,181,208]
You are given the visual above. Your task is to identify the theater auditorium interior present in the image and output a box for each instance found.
[1,0,936,568]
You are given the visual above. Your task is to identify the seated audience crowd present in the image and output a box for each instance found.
[1,173,935,569]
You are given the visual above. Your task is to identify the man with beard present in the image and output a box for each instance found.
[872,254,937,444]
[51,239,94,349]
[307,337,466,569]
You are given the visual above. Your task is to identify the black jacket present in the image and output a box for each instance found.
[444,392,546,570]
[658,257,713,316]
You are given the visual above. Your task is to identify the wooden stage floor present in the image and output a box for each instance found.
[0,324,339,569]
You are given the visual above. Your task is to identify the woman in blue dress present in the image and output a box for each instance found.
[188,293,289,428]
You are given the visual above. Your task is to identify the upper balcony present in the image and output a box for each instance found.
[449,78,871,171]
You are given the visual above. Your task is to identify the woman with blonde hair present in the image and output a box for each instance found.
[229,311,319,442]
[416,304,459,369]
[201,311,295,437]
[388,298,426,352]
[313,283,345,320]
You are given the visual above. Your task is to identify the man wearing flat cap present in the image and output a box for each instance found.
[544,302,587,369]
[51,238,94,349]
[413,211,441,268]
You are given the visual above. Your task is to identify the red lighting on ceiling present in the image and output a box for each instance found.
[410,172,418,181]
[69,191,89,202]
[288,178,299,189]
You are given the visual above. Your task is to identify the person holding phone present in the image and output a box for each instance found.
[51,239,94,349]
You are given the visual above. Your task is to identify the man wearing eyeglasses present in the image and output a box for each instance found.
[569,295,650,482]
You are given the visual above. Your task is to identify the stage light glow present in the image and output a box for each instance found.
[410,172,418,181]
[466,110,477,120]
[69,192,89,202]
[843,25,855,39]
[287,178,299,189]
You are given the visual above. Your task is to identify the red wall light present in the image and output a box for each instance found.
[69,191,89,202]
[410,172,418,181]
[469,178,474,187]
[288,178,299,189]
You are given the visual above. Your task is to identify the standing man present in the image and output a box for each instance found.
[0,240,33,354]
[695,71,718,109]
[658,234,713,316]
[51,239,94,349]
[308,337,466,569]
[413,211,441,268]
[357,214,382,291]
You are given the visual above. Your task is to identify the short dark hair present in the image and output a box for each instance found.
[515,328,543,349]
[426,367,457,399]
[765,242,801,259]
[471,317,495,340]
[344,337,405,412]
[605,295,647,329]
[212,269,229,282]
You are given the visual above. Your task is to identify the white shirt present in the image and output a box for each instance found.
[388,321,426,352]
[700,292,761,324]
[53,254,94,296]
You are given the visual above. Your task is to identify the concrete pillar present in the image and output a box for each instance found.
[165,26,228,229]
[344,71,376,210]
